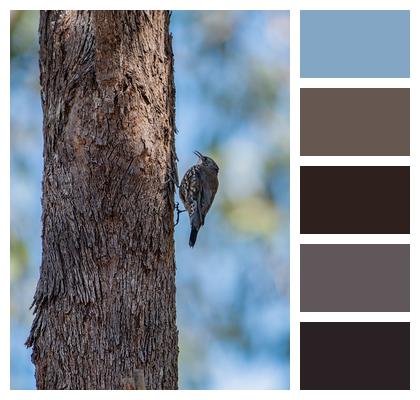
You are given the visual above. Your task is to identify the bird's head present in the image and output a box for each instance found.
[194,150,219,174]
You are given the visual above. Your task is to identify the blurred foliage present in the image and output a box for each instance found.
[172,11,289,389]
[10,233,28,282]
[10,11,290,389]
[10,11,39,60]
[10,10,41,389]
[223,197,281,237]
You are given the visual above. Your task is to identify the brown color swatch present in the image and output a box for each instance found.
[300,166,410,234]
[300,244,410,312]
[300,88,410,156]
[300,322,410,390]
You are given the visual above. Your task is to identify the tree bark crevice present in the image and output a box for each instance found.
[26,10,178,390]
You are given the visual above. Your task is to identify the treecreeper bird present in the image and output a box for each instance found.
[179,151,219,247]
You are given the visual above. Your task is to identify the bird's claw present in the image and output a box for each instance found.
[174,202,187,226]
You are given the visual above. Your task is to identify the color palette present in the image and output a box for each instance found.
[300,322,410,390]
[300,166,410,234]
[299,9,410,391]
[300,88,410,156]
[300,10,410,78]
[300,244,410,312]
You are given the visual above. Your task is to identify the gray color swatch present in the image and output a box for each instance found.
[301,244,410,312]
[300,88,410,156]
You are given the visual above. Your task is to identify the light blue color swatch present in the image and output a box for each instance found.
[300,10,410,78]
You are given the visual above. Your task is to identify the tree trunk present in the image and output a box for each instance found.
[26,11,178,390]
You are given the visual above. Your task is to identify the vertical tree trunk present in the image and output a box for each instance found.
[26,11,178,390]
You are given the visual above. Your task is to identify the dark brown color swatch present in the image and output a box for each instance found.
[300,88,410,156]
[300,322,410,390]
[300,244,410,312]
[300,166,410,234]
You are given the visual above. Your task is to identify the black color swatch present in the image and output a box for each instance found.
[300,322,410,390]
[300,166,410,234]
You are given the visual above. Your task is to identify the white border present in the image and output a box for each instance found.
[2,4,11,399]
[300,234,411,244]
[300,157,411,166]
[289,6,300,392]
[4,0,419,11]
[300,78,411,88]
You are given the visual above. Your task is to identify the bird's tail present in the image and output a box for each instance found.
[189,227,198,247]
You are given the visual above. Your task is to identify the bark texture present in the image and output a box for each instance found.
[26,11,178,389]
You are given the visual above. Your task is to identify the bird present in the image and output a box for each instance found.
[179,151,219,247]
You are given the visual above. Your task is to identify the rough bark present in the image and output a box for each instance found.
[26,11,178,390]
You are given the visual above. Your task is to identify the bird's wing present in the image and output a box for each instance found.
[200,173,218,225]
[180,165,203,225]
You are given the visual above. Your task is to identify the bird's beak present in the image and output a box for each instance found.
[194,150,203,159]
